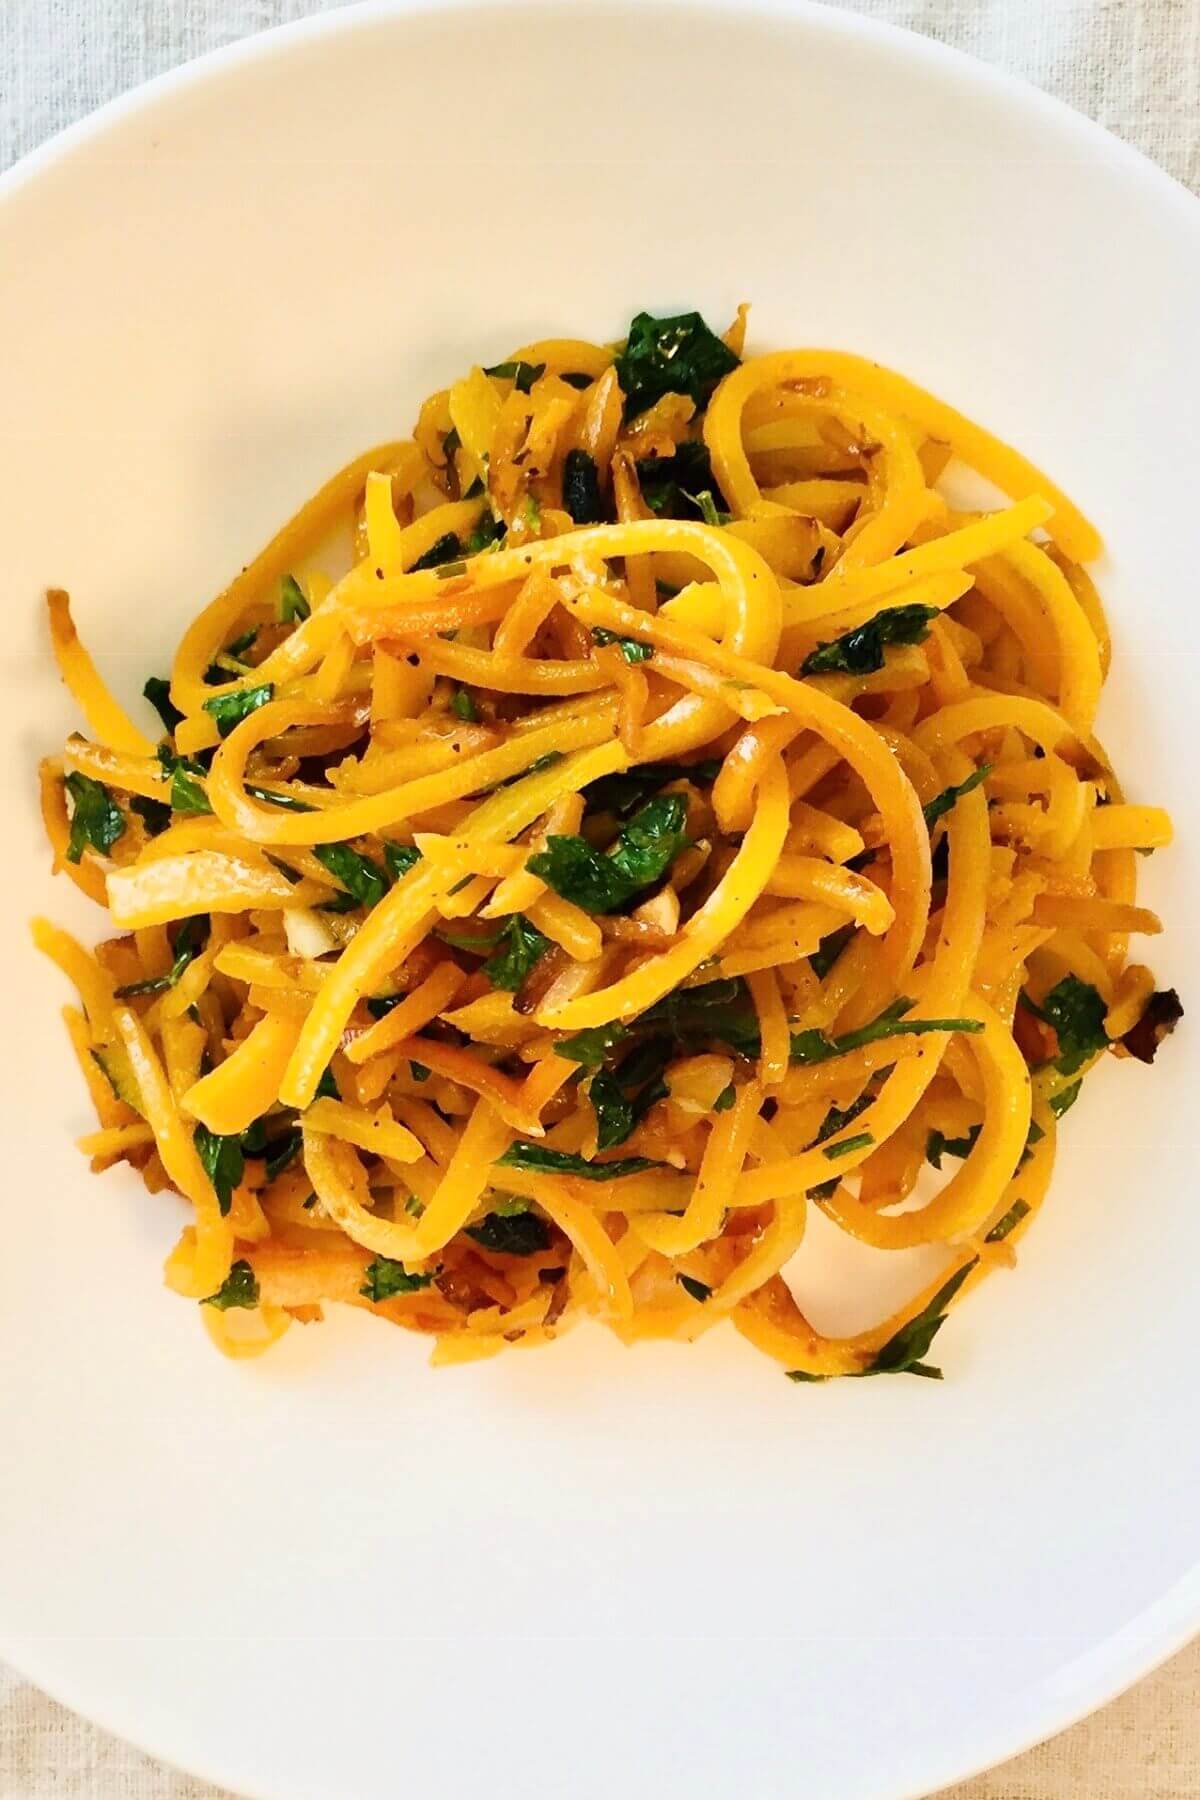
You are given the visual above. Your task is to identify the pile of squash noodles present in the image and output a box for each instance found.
[35,307,1182,1370]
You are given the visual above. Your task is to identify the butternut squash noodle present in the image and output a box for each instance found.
[35,307,1182,1372]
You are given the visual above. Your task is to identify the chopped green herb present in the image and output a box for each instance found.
[495,1144,664,1181]
[383,842,422,882]
[245,783,315,812]
[790,998,983,1067]
[64,772,125,863]
[483,914,550,991]
[130,793,172,837]
[483,359,545,393]
[157,744,212,815]
[1048,1081,1081,1119]
[224,627,258,658]
[438,924,503,954]
[785,1368,828,1383]
[677,1273,712,1303]
[410,1061,430,1082]
[616,310,740,419]
[280,573,310,622]
[926,1123,982,1169]
[923,764,992,831]
[813,1091,874,1148]
[802,604,939,678]
[442,426,461,460]
[450,686,479,722]
[527,792,689,913]
[555,1022,631,1066]
[359,1256,435,1301]
[985,1199,1031,1244]
[264,1129,303,1180]
[202,682,274,738]
[201,1260,259,1310]
[410,532,464,573]
[688,489,731,527]
[809,922,854,982]
[1026,975,1109,1076]
[313,843,389,910]
[592,627,653,664]
[822,1131,874,1161]
[238,1117,270,1156]
[862,1259,978,1378]
[90,1044,144,1116]
[584,757,720,820]
[465,512,505,555]
[588,1070,637,1152]
[635,441,728,521]
[561,371,593,391]
[562,448,605,524]
[114,916,209,998]
[142,676,183,734]
[640,978,761,1056]
[194,1124,244,1217]
[713,1082,736,1113]
[465,1210,553,1255]
[315,1064,340,1101]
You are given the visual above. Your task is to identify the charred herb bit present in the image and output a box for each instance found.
[823,1131,874,1161]
[410,1061,430,1082]
[926,1123,982,1170]
[449,685,479,722]
[194,1124,244,1217]
[313,842,389,910]
[482,914,550,991]
[1120,988,1184,1065]
[562,448,605,525]
[591,627,653,664]
[280,573,310,622]
[861,1259,978,1379]
[495,1143,664,1181]
[114,916,209,998]
[677,1273,713,1303]
[801,604,940,678]
[201,1260,259,1311]
[554,1022,631,1066]
[142,675,183,734]
[202,681,274,738]
[528,792,690,913]
[985,1199,1031,1244]
[157,744,213,815]
[410,532,464,573]
[465,1210,553,1255]
[359,1256,436,1301]
[616,309,740,419]
[635,441,728,521]
[383,842,423,883]
[561,371,594,391]
[1026,975,1109,1076]
[64,772,125,863]
[585,757,720,821]
[923,764,992,831]
[483,359,546,393]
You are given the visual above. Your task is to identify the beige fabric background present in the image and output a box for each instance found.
[1,0,1197,1794]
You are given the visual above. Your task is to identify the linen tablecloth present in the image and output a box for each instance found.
[1,2,1197,1795]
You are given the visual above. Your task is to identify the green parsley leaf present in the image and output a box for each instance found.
[713,1082,736,1113]
[1027,975,1109,1076]
[790,999,983,1066]
[801,604,939,677]
[64,772,125,863]
[264,1129,303,1180]
[635,441,728,521]
[450,686,479,721]
[201,1259,259,1310]
[157,744,212,815]
[383,842,422,882]
[584,757,720,820]
[483,914,550,991]
[926,1123,982,1169]
[592,627,653,664]
[130,793,172,836]
[465,1211,553,1255]
[224,627,258,658]
[639,977,761,1056]
[495,1144,664,1181]
[527,792,689,913]
[923,764,992,831]
[280,574,310,622]
[562,448,605,524]
[677,1273,712,1303]
[616,310,740,419]
[588,1070,636,1150]
[142,676,183,734]
[465,512,505,554]
[809,922,854,982]
[194,1124,244,1217]
[313,842,389,910]
[359,1256,435,1301]
[555,1022,631,1066]
[202,682,274,738]
[1049,1081,1082,1119]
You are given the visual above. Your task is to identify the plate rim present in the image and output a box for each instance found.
[2,3,1198,1796]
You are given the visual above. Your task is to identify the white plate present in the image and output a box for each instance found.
[1,4,1198,1796]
